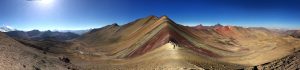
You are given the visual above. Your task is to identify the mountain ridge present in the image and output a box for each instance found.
[70,15,300,69]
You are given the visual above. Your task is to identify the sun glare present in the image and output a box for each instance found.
[37,0,54,7]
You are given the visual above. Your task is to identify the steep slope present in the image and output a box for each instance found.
[69,16,300,69]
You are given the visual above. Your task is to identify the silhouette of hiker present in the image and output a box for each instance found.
[173,45,175,49]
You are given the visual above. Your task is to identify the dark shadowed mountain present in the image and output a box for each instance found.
[285,30,300,38]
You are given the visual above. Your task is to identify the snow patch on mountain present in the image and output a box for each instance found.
[0,26,15,32]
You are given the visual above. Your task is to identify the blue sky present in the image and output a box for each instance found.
[0,0,300,31]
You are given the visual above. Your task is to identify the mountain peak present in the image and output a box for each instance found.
[159,15,170,20]
[214,23,223,27]
[161,15,169,18]
[146,15,159,19]
[111,23,119,27]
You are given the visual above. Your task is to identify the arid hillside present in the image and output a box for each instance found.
[0,32,79,70]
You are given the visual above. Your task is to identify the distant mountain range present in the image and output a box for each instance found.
[5,30,80,41]
[0,25,91,42]
[54,30,90,35]
[0,25,90,35]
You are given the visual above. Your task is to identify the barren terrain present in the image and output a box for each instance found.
[0,16,300,70]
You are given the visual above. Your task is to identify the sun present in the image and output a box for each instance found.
[40,0,54,5]
[37,0,54,6]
